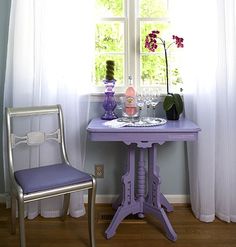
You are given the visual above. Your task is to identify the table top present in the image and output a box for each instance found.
[87,118,200,147]
[87,118,200,133]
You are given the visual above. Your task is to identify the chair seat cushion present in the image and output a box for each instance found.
[14,163,92,194]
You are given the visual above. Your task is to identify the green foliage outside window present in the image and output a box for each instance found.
[139,0,168,18]
[96,23,124,52]
[96,0,123,17]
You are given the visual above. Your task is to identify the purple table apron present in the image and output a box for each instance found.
[87,118,200,241]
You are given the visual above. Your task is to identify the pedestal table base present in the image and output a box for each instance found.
[105,143,177,241]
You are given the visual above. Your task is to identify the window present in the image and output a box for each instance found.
[94,0,183,94]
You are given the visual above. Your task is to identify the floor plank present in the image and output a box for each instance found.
[0,203,236,247]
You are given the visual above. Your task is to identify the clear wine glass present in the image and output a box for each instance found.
[151,93,160,118]
[143,89,152,121]
[137,93,145,123]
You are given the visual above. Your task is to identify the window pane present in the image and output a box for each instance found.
[168,53,183,86]
[96,0,124,17]
[141,55,166,86]
[96,22,124,52]
[140,22,170,53]
[95,55,124,86]
[140,54,183,90]
[139,0,168,18]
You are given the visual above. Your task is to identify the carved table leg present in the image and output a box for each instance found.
[137,148,146,218]
[144,144,177,241]
[105,144,141,239]
[161,193,174,212]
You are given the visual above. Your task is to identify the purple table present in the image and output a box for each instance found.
[87,118,200,241]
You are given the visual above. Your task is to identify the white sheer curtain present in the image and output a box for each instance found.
[4,0,95,219]
[171,0,236,222]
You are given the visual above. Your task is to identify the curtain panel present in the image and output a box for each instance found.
[3,0,95,219]
[171,0,236,222]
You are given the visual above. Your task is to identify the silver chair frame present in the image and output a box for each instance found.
[6,105,96,247]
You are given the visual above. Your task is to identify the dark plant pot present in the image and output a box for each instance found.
[166,105,179,120]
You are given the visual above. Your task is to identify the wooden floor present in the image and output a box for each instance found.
[1,203,236,247]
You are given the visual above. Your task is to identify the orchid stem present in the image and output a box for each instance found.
[163,41,170,94]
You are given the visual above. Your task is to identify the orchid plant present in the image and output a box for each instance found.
[145,30,184,94]
[145,30,184,119]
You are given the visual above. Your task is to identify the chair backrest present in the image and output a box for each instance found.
[6,105,70,179]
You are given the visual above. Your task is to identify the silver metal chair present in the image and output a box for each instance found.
[6,105,96,247]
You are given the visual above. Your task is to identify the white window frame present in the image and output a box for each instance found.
[92,0,172,96]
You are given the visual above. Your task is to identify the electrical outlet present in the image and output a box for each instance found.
[95,164,104,178]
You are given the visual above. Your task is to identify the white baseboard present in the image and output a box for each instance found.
[84,194,190,204]
[164,194,190,204]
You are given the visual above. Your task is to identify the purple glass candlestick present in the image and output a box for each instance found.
[101,79,118,120]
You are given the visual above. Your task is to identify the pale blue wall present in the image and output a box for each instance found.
[0,0,189,196]
[0,0,11,193]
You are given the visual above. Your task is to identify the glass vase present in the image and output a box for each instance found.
[101,79,118,120]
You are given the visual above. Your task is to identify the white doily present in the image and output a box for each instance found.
[103,117,167,128]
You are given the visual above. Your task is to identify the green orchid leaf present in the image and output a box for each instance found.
[173,94,183,114]
[163,95,174,111]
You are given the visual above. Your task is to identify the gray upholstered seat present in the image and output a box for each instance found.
[6,105,96,247]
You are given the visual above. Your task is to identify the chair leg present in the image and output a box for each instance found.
[88,177,96,247]
[11,193,16,234]
[18,199,26,247]
[61,194,70,221]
